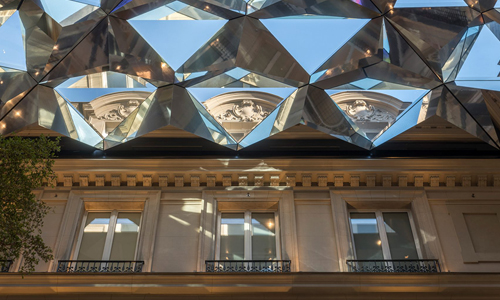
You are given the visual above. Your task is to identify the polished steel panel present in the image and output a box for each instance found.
[19,0,106,81]
[465,0,497,12]
[248,0,380,19]
[387,6,481,81]
[0,85,103,148]
[0,0,499,151]
[312,18,382,86]
[108,16,175,84]
[371,0,397,14]
[0,71,37,119]
[240,85,371,149]
[104,85,237,149]
[448,82,500,146]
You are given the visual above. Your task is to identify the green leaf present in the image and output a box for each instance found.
[0,135,60,273]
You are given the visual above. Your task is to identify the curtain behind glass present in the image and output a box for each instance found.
[383,212,419,259]
[77,212,111,260]
[350,213,384,260]
[220,213,245,260]
[252,213,276,260]
[109,212,141,260]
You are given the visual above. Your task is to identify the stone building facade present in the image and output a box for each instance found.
[1,0,500,299]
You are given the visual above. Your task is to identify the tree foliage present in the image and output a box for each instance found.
[0,135,60,272]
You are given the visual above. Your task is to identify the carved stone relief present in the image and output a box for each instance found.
[216,100,271,122]
[207,175,216,187]
[254,175,264,186]
[96,100,141,121]
[223,175,232,187]
[331,91,408,140]
[175,176,184,187]
[302,174,312,187]
[76,91,151,137]
[350,175,360,187]
[399,176,408,187]
[345,100,395,123]
[203,92,282,141]
[95,175,105,187]
[127,175,136,187]
[79,175,89,187]
[414,176,424,187]
[159,175,168,187]
[143,174,152,187]
[239,175,248,186]
[191,176,200,187]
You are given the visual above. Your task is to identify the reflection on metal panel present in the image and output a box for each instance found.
[0,0,499,151]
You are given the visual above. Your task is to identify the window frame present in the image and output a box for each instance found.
[73,209,143,261]
[348,209,423,260]
[215,210,281,261]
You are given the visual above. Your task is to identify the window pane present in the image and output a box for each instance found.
[220,213,245,260]
[110,213,141,260]
[252,213,276,260]
[350,213,384,260]
[78,212,111,260]
[383,213,419,260]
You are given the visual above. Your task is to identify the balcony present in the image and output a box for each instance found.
[206,260,291,273]
[57,260,144,273]
[346,259,441,273]
[0,260,13,272]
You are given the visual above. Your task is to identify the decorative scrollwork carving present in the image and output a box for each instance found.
[97,100,141,121]
[345,100,395,122]
[346,100,374,120]
[216,100,270,122]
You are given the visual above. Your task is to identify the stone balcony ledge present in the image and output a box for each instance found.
[1,272,500,299]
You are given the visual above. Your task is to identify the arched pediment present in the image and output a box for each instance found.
[204,91,282,123]
[76,91,153,137]
[331,91,411,140]
[203,91,283,141]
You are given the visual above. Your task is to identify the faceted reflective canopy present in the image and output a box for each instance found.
[0,0,500,151]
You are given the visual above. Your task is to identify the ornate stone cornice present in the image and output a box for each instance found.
[48,158,500,188]
[48,172,500,188]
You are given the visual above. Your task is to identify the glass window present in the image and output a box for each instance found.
[109,213,142,260]
[383,212,419,260]
[218,211,279,260]
[350,213,384,260]
[77,212,111,260]
[220,213,245,260]
[76,210,141,261]
[350,211,420,260]
[252,213,276,260]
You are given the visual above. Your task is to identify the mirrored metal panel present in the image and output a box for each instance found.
[0,0,499,152]
[104,84,238,149]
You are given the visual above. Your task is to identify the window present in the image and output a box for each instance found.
[217,211,280,261]
[75,210,142,261]
[349,211,421,261]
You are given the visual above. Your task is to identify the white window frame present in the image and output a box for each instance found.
[73,210,143,261]
[348,209,423,260]
[215,210,281,260]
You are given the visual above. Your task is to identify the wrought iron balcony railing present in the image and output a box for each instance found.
[346,259,441,273]
[206,260,291,273]
[0,260,13,272]
[57,260,144,273]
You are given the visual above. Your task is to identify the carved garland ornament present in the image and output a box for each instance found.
[216,100,270,122]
